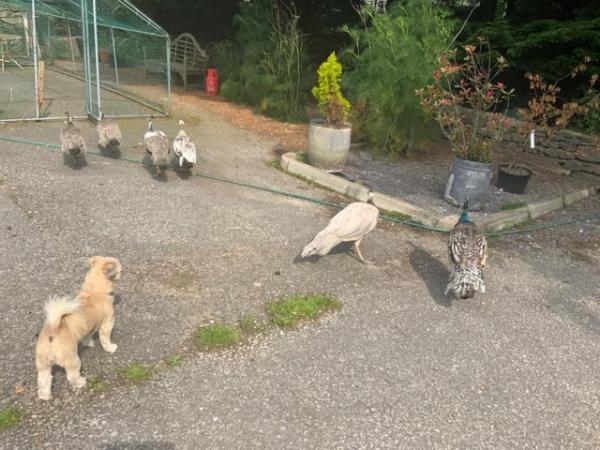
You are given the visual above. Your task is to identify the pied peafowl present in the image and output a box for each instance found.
[144,119,170,174]
[60,112,86,161]
[301,193,379,264]
[96,112,122,149]
[445,202,488,299]
[172,120,197,170]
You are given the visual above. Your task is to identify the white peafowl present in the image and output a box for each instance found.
[172,120,197,171]
[144,119,170,174]
[301,193,379,264]
[60,112,86,162]
[96,112,122,148]
[445,201,488,299]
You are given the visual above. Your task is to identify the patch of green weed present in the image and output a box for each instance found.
[0,407,22,431]
[165,355,184,367]
[118,363,151,383]
[238,314,264,334]
[86,375,107,393]
[195,324,241,350]
[501,201,527,211]
[380,210,412,222]
[266,294,341,328]
[266,158,281,170]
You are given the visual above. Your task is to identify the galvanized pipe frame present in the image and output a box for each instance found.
[44,66,167,115]
[0,0,171,122]
[0,112,166,123]
[31,0,39,118]
[91,0,102,118]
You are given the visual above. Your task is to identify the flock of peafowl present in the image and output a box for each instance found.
[59,113,487,300]
[60,112,197,174]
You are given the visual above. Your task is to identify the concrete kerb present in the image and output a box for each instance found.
[281,153,442,228]
[280,152,597,233]
[563,187,591,206]
[480,186,598,231]
[479,208,531,232]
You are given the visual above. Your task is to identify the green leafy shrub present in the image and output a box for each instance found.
[467,17,600,81]
[417,39,514,163]
[213,0,309,121]
[311,52,351,127]
[343,0,454,156]
[573,105,600,133]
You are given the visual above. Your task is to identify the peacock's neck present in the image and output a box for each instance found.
[459,211,470,223]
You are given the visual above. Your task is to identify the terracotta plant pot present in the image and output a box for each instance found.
[496,164,532,194]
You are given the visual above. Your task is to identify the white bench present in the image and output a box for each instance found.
[146,33,208,90]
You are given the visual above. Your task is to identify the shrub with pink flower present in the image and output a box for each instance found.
[416,38,514,163]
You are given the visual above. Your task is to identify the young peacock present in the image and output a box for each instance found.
[60,112,86,162]
[301,193,379,264]
[445,202,488,299]
[96,112,122,149]
[172,120,197,171]
[144,119,169,174]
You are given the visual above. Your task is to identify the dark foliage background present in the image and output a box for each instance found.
[131,0,600,138]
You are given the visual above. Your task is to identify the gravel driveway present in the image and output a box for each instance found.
[0,105,599,449]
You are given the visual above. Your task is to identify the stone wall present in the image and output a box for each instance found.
[501,123,600,178]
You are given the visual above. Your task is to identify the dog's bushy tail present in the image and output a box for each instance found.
[44,296,80,333]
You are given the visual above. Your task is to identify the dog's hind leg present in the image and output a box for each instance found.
[37,365,53,400]
[99,316,118,353]
[82,334,95,348]
[65,355,86,390]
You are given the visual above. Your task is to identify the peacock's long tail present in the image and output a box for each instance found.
[301,228,341,258]
[445,266,485,299]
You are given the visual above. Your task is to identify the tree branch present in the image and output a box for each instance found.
[449,2,477,47]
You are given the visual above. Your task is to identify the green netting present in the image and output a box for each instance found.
[0,0,170,121]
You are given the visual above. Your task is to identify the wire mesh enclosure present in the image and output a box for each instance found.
[0,0,170,121]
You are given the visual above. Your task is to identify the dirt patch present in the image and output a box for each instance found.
[340,142,595,218]
[171,88,308,152]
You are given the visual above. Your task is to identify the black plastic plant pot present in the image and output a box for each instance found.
[496,164,532,194]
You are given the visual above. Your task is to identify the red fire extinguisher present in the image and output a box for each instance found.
[205,68,219,96]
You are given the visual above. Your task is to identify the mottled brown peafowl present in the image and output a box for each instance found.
[96,112,122,148]
[60,112,86,162]
[144,119,169,174]
[445,202,488,299]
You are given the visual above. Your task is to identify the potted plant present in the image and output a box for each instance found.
[416,38,513,209]
[498,60,595,194]
[308,51,352,172]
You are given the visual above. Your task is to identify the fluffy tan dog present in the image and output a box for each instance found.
[35,256,122,400]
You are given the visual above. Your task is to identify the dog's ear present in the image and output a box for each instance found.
[89,256,102,268]
[103,260,119,280]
